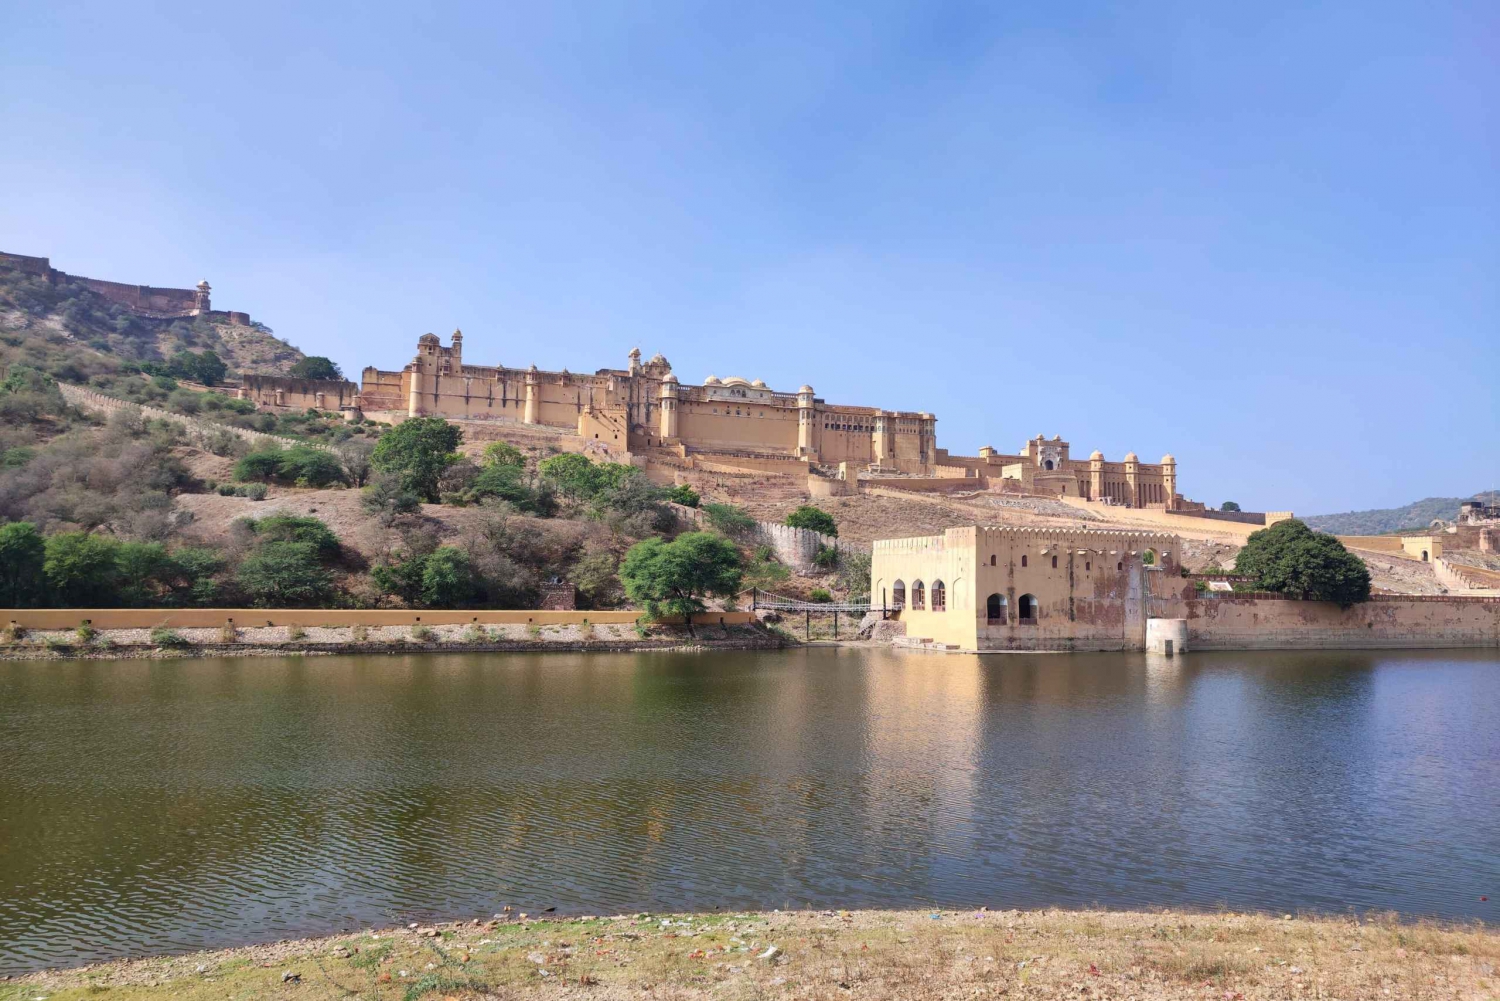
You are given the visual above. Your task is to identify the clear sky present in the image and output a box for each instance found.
[3,1,1495,514]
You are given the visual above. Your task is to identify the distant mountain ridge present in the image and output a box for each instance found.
[1303,491,1499,535]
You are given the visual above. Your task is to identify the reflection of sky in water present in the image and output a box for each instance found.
[0,648,1496,972]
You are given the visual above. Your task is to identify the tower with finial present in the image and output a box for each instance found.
[450,328,463,368]
[193,280,211,315]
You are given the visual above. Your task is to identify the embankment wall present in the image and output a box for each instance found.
[1182,595,1500,650]
[2,608,757,630]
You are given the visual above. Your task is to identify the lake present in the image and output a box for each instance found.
[1,648,1496,972]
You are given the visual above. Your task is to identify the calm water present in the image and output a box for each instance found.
[2,648,1497,971]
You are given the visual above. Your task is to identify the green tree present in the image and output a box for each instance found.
[43,532,122,606]
[371,416,462,502]
[276,446,346,487]
[480,441,527,469]
[114,541,175,607]
[538,452,604,502]
[666,484,700,508]
[620,532,742,621]
[235,541,334,607]
[785,505,837,537]
[168,349,227,386]
[421,546,477,607]
[234,448,285,483]
[1234,519,1371,607]
[1222,501,1242,512]
[241,515,341,560]
[288,356,343,381]
[370,553,429,606]
[702,502,755,538]
[0,522,47,607]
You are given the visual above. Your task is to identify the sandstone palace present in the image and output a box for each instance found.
[243,330,1190,510]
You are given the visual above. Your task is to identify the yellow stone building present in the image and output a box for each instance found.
[871,526,1181,651]
[355,331,940,473]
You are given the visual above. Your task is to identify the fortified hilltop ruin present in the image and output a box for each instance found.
[243,330,1194,510]
[0,251,251,326]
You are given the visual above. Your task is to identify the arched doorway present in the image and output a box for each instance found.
[1018,593,1038,623]
[1044,459,1054,470]
[911,580,926,610]
[892,580,906,608]
[986,593,1006,623]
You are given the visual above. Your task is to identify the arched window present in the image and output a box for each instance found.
[911,580,925,610]
[1044,459,1054,470]
[892,580,905,608]
[1422,550,1429,561]
[986,593,1006,623]
[1051,555,1058,568]
[1117,561,1123,571]
[1021,555,1028,567]
[990,554,997,565]
[1143,549,1157,566]
[1018,593,1038,623]
[931,579,945,611]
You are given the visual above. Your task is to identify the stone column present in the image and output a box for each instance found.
[1161,455,1177,511]
[523,366,539,424]
[406,370,423,418]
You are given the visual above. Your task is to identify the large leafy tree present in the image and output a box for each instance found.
[43,532,122,606]
[0,522,47,607]
[371,417,463,502]
[538,453,604,502]
[785,504,837,537]
[620,532,742,621]
[235,541,334,607]
[1234,519,1371,607]
[288,356,343,381]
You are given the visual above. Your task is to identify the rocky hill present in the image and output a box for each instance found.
[1303,491,1499,535]
[0,261,303,381]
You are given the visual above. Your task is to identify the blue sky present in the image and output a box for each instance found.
[2,1,1495,514]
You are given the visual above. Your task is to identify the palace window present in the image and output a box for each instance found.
[990,555,996,565]
[931,580,946,612]
[986,593,1006,623]
[1051,556,1058,569]
[911,580,926,610]
[1021,555,1027,567]
[1018,593,1038,624]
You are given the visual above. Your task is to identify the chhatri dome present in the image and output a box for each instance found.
[1090,450,1104,460]
[703,375,721,386]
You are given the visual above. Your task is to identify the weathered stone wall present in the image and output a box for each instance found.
[58,383,332,453]
[240,374,360,411]
[1181,595,1500,649]
[752,522,843,573]
[1,608,758,629]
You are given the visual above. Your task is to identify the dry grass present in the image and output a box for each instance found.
[8,907,1496,1001]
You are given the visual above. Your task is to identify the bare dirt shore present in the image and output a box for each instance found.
[6,908,1495,1000]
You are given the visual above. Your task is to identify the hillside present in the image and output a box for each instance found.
[0,261,304,380]
[1303,491,1498,535]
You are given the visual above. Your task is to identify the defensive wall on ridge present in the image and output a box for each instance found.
[1,251,251,325]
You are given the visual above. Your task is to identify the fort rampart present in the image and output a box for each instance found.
[2,251,250,325]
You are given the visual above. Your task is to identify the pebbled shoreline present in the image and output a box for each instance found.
[4,907,1496,999]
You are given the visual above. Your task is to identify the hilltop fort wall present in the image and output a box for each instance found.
[1,251,250,325]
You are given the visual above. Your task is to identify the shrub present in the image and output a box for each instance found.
[1234,519,1372,607]
[242,483,268,501]
[809,587,833,603]
[813,544,840,570]
[288,624,306,641]
[278,446,346,487]
[410,624,435,642]
[75,623,97,644]
[362,474,421,522]
[149,626,189,648]
[1222,501,1242,512]
[234,449,285,483]
[217,483,238,496]
[785,505,837,537]
[703,502,755,538]
[463,623,491,643]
